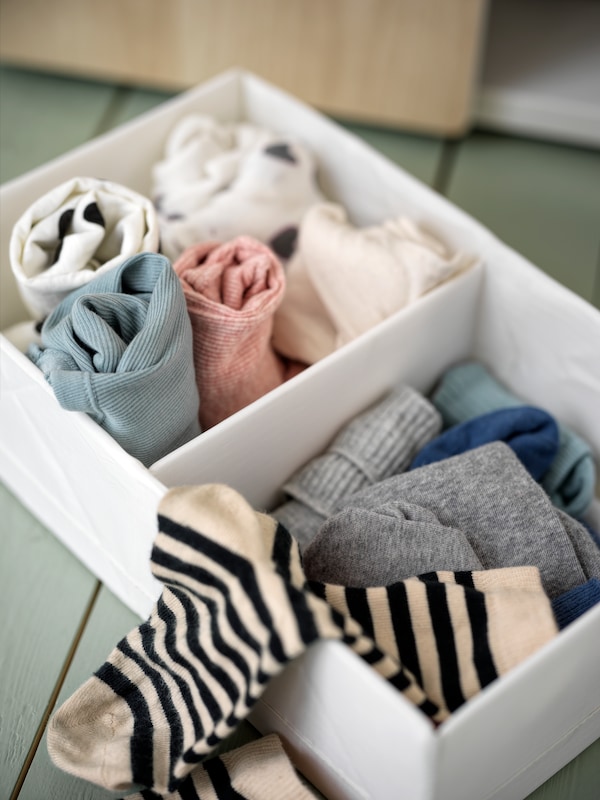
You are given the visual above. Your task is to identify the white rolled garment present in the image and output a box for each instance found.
[10,176,160,320]
[272,202,475,364]
[152,114,325,263]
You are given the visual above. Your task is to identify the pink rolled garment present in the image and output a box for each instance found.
[174,237,305,429]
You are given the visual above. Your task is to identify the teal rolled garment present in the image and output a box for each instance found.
[431,362,596,518]
[28,252,201,466]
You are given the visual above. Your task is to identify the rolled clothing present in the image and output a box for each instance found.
[28,252,200,466]
[431,361,596,517]
[10,176,159,320]
[272,385,442,549]
[173,237,304,430]
[410,405,559,481]
[303,442,600,597]
[272,202,473,364]
[152,114,325,263]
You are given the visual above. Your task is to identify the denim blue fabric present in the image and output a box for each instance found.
[551,579,600,629]
[431,362,596,517]
[410,405,559,481]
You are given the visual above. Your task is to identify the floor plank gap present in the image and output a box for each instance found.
[91,86,134,137]
[432,138,461,196]
[9,581,103,800]
[592,241,600,310]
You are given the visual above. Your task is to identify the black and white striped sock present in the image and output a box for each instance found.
[47,484,437,796]
[312,566,557,718]
[127,733,315,800]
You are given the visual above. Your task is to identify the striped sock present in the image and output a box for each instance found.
[126,733,315,800]
[47,484,438,795]
[312,566,558,717]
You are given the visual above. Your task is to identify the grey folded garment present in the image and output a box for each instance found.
[272,385,442,549]
[303,442,600,598]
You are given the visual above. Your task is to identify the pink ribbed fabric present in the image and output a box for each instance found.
[174,237,304,429]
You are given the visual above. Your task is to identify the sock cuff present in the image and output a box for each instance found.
[551,578,600,629]
[431,361,519,426]
[329,386,442,480]
[282,386,441,516]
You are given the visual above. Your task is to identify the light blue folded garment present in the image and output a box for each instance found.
[28,252,200,466]
[431,362,596,518]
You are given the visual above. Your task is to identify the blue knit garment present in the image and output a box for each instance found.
[431,362,596,517]
[410,405,559,481]
[28,252,200,466]
[551,579,600,629]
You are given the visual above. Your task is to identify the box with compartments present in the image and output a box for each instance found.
[0,70,598,800]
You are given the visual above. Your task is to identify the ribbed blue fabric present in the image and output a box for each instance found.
[551,579,600,629]
[410,405,559,481]
[28,252,200,466]
[431,362,596,517]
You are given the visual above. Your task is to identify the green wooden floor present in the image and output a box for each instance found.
[0,65,599,800]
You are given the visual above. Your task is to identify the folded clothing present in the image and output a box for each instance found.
[410,405,560,481]
[10,176,159,320]
[303,442,600,598]
[273,385,442,548]
[272,202,473,364]
[173,237,304,430]
[431,361,596,517]
[152,114,325,263]
[28,252,200,466]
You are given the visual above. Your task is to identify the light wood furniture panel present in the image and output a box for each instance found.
[0,0,488,134]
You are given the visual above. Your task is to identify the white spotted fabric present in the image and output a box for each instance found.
[151,114,325,263]
[10,176,160,320]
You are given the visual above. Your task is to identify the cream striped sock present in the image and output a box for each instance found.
[47,484,437,795]
[126,733,315,800]
[313,566,557,717]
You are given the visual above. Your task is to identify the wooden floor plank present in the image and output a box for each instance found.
[0,66,118,183]
[445,131,600,306]
[0,484,99,796]
[526,738,600,800]
[19,586,140,800]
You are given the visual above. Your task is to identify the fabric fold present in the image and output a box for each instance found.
[28,252,200,466]
[152,114,325,263]
[272,385,442,548]
[430,361,596,517]
[410,405,560,481]
[303,442,600,596]
[272,202,473,363]
[10,176,159,319]
[174,237,305,429]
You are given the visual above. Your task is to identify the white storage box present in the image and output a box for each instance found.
[1,70,599,800]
